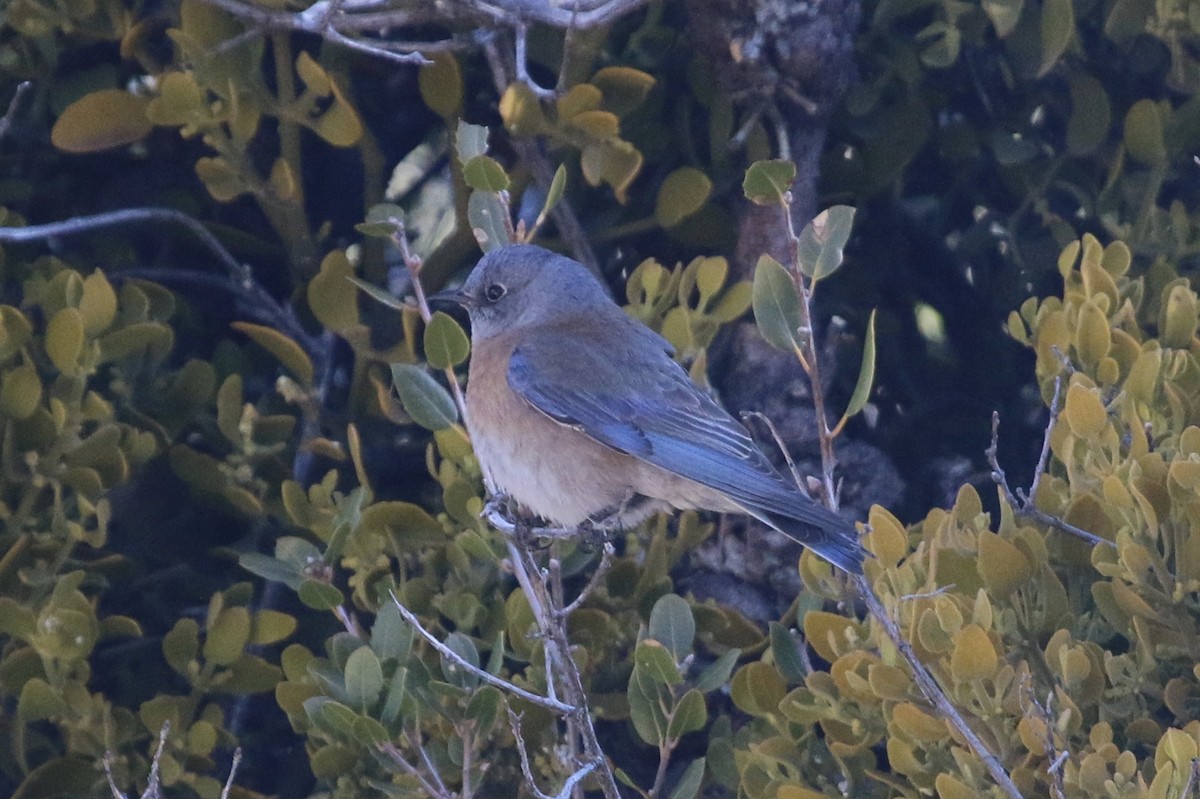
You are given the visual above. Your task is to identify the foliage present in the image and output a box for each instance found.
[2,0,1200,798]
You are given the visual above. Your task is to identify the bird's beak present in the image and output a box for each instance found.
[428,289,475,309]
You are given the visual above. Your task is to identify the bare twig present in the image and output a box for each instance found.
[742,410,807,493]
[0,81,31,142]
[855,575,1023,799]
[508,707,599,799]
[378,741,453,799]
[219,749,243,799]
[557,542,615,617]
[388,591,574,713]
[1018,679,1067,799]
[986,376,1115,549]
[1181,757,1200,799]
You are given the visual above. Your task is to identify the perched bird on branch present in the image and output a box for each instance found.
[433,244,865,573]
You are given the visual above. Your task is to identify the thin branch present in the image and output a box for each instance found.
[508,707,599,799]
[378,741,452,799]
[855,574,1023,799]
[986,376,1115,549]
[557,542,615,618]
[515,24,556,99]
[388,591,574,713]
[742,410,806,494]
[407,729,453,798]
[0,81,31,142]
[219,749,243,799]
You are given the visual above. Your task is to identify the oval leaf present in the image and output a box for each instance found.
[424,311,470,369]
[743,159,796,206]
[752,255,802,352]
[841,309,877,423]
[390,363,457,430]
[231,321,314,387]
[52,90,152,153]
[656,167,713,228]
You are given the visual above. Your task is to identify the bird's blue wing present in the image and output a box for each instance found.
[506,319,850,533]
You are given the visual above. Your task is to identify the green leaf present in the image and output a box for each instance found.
[462,155,510,192]
[655,167,713,228]
[769,623,808,683]
[345,646,384,711]
[668,758,706,799]
[456,120,489,162]
[464,685,504,735]
[203,606,250,667]
[468,190,512,251]
[628,665,669,746]
[1,364,42,420]
[18,678,68,721]
[239,553,301,589]
[163,618,200,676]
[841,309,877,423]
[347,276,407,311]
[542,163,568,219]
[1125,99,1167,167]
[79,271,117,335]
[667,688,707,739]
[308,250,359,332]
[44,307,83,374]
[424,311,470,369]
[390,363,458,430]
[352,715,390,746]
[742,160,796,206]
[441,632,480,690]
[796,205,855,281]
[356,203,405,239]
[648,594,695,661]
[695,648,741,693]
[298,580,344,611]
[232,321,314,386]
[360,501,446,548]
[751,255,802,352]
[419,53,463,119]
[251,610,297,646]
[634,640,683,685]
[1038,0,1075,76]
[371,601,414,662]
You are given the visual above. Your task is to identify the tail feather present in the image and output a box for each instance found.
[753,508,867,574]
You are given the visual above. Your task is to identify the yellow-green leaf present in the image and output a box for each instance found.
[203,606,251,667]
[418,53,463,119]
[655,167,712,228]
[232,322,314,386]
[743,159,796,206]
[1,364,42,420]
[1125,99,1167,167]
[1064,382,1107,439]
[79,271,117,336]
[592,66,656,117]
[51,90,152,153]
[1038,0,1075,76]
[307,250,359,332]
[45,308,84,374]
[841,309,877,423]
[461,155,510,192]
[949,624,998,681]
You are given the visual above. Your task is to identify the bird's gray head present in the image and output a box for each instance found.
[444,245,613,340]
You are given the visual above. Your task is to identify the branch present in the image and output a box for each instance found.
[507,707,599,799]
[0,81,31,142]
[378,741,453,799]
[855,575,1023,799]
[557,542,614,618]
[986,376,1115,549]
[387,591,574,713]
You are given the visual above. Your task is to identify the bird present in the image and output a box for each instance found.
[432,244,865,574]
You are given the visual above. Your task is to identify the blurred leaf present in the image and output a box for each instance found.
[743,160,796,206]
[1039,0,1075,76]
[542,164,568,220]
[51,90,152,153]
[670,758,707,799]
[499,83,549,135]
[1067,73,1111,155]
[468,190,512,251]
[419,53,462,118]
[592,66,656,117]
[79,271,117,336]
[557,84,603,119]
[1125,99,1167,167]
[232,321,314,386]
[240,553,300,589]
[18,678,67,721]
[456,120,489,162]
[45,308,83,374]
[841,309,877,423]
[1,364,42,420]
[348,276,406,311]
[752,255,801,352]
[983,0,1024,36]
[769,622,809,683]
[464,685,504,735]
[950,624,998,680]
[649,593,695,661]
[797,205,855,280]
[204,606,250,667]
[356,203,405,239]
[299,580,344,611]
[390,363,457,430]
[371,601,413,662]
[251,610,297,646]
[462,155,510,192]
[308,250,359,332]
[360,501,446,548]
[656,167,712,228]
[628,666,669,745]
[695,648,740,693]
[163,618,200,675]
[730,662,785,716]
[580,139,643,203]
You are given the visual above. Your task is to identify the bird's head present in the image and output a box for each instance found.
[432,245,612,340]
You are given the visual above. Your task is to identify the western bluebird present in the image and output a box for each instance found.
[434,244,865,574]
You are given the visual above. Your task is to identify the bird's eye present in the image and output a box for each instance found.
[484,283,507,303]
